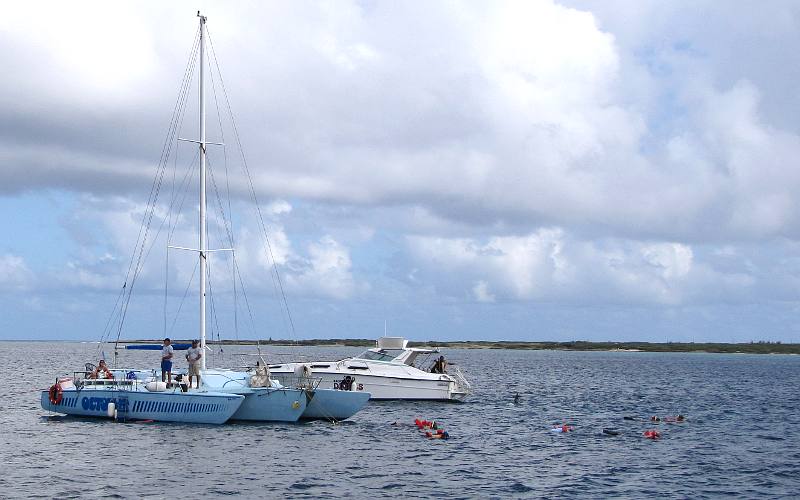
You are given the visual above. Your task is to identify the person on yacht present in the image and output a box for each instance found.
[339,375,354,391]
[185,339,202,389]
[90,359,114,379]
[161,338,174,385]
[431,355,447,374]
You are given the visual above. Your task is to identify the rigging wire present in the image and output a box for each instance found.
[140,50,201,268]
[207,27,298,341]
[205,248,226,364]
[100,24,302,365]
[207,47,239,343]
[163,149,199,335]
[206,156,260,341]
[110,26,202,353]
[168,258,199,337]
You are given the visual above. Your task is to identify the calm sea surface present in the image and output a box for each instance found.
[1,342,799,498]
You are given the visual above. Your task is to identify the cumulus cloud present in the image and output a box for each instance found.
[1,1,798,242]
[2,1,800,340]
[285,235,363,300]
[472,281,496,303]
[0,254,34,291]
[55,194,366,302]
[406,229,757,306]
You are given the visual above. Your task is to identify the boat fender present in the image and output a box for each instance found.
[107,402,116,418]
[294,364,313,378]
[58,377,75,390]
[48,384,63,405]
[145,381,167,392]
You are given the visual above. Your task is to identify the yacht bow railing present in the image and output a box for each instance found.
[269,374,323,391]
[450,365,472,395]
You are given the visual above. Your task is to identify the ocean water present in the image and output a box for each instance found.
[1,342,799,498]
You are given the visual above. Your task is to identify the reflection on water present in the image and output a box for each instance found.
[1,342,798,498]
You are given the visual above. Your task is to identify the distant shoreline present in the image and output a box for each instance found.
[100,338,800,355]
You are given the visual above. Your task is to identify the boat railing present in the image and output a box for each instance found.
[217,365,322,391]
[72,375,142,391]
[270,374,323,391]
[69,368,159,390]
[450,365,472,394]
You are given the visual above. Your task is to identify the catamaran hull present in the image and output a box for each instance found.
[41,389,244,424]
[200,370,308,422]
[272,370,466,401]
[228,388,307,422]
[303,389,371,420]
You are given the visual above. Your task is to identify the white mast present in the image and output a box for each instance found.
[176,13,228,369]
[198,12,208,370]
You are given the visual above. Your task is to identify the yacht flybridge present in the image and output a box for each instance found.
[269,337,471,401]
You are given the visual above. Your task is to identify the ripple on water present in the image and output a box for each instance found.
[3,344,800,498]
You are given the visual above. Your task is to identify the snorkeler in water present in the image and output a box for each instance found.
[650,414,685,423]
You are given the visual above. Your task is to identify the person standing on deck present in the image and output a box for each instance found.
[161,338,174,385]
[185,339,202,389]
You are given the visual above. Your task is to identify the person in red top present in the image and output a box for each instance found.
[90,359,114,380]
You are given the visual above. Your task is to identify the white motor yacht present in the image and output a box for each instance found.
[268,337,471,401]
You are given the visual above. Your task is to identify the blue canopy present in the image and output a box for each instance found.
[125,343,193,351]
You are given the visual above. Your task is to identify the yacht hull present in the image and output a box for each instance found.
[271,368,466,401]
[40,388,244,424]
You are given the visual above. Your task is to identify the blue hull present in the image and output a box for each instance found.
[229,387,307,422]
[303,389,370,420]
[41,389,243,424]
[200,370,307,422]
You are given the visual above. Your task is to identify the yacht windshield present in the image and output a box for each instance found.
[356,349,404,362]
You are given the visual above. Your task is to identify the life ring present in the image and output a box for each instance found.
[48,384,63,405]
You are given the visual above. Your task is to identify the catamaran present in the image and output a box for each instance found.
[41,12,368,423]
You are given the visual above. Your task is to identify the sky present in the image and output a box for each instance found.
[1,1,800,342]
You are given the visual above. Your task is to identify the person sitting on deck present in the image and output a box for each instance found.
[90,359,114,380]
[431,355,447,374]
